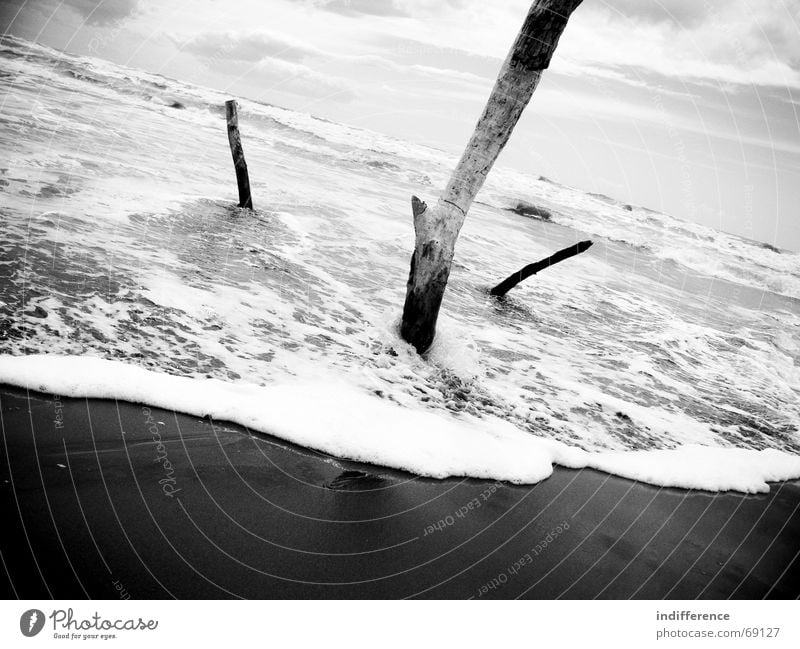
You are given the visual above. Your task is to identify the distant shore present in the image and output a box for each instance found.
[1,385,798,599]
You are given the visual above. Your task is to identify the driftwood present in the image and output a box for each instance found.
[400,0,584,353]
[509,201,552,220]
[225,100,253,209]
[490,240,593,297]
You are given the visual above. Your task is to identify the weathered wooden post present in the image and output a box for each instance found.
[225,99,253,209]
[490,240,593,297]
[400,0,583,353]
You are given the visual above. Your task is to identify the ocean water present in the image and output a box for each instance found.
[2,35,799,489]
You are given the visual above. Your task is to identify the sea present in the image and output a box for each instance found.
[2,34,799,490]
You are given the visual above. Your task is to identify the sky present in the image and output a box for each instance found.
[2,0,799,250]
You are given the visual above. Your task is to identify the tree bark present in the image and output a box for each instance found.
[225,100,253,209]
[400,0,584,353]
[490,240,593,297]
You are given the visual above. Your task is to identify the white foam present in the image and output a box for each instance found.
[2,354,798,494]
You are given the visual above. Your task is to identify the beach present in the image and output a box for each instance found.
[2,386,798,600]
[2,31,800,604]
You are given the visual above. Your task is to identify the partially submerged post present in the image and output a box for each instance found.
[225,99,253,209]
[400,0,583,353]
[490,240,593,297]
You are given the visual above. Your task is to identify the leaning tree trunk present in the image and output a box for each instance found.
[400,0,584,353]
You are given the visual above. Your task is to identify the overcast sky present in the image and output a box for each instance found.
[3,0,799,250]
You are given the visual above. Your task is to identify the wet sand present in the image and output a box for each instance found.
[1,385,798,599]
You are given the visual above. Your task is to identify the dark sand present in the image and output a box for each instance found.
[1,386,798,599]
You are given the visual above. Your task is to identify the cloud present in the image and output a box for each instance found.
[175,30,356,102]
[62,0,139,25]
[560,0,800,90]
[0,0,139,30]
[584,0,800,78]
[340,1,800,90]
[362,35,502,78]
[287,0,469,19]
[316,0,407,17]
[175,31,320,64]
[408,63,487,84]
[242,57,358,101]
[595,0,722,28]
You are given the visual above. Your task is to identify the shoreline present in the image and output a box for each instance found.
[2,385,798,599]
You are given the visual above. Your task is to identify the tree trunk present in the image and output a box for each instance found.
[225,99,253,209]
[400,0,584,353]
[490,240,593,297]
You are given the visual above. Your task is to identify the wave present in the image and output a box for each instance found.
[2,354,799,493]
[6,31,795,302]
[481,174,800,299]
[2,33,798,482]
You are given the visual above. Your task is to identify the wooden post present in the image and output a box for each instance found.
[400,0,583,353]
[225,99,253,209]
[490,240,593,297]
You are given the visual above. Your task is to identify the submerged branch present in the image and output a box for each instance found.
[490,240,593,297]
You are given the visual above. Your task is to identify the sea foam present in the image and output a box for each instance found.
[2,354,799,494]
